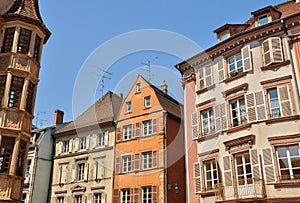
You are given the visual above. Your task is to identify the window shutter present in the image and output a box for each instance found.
[250,148,261,179]
[69,140,73,153]
[191,111,199,140]
[101,193,106,203]
[134,153,140,171]
[262,39,271,66]
[242,45,253,72]
[193,162,202,193]
[205,65,213,87]
[152,118,158,134]
[58,165,62,184]
[153,151,158,168]
[135,123,141,137]
[58,141,62,155]
[131,154,135,171]
[84,163,89,181]
[87,193,92,203]
[218,59,225,82]
[255,91,267,120]
[104,131,109,146]
[152,186,158,203]
[278,85,292,116]
[82,195,86,203]
[133,188,139,203]
[246,93,257,122]
[115,157,120,174]
[271,37,283,63]
[92,134,97,148]
[214,104,222,132]
[74,138,79,152]
[71,165,76,182]
[61,165,67,183]
[98,160,104,179]
[220,103,227,130]
[197,67,204,90]
[223,155,233,186]
[116,127,122,142]
[86,135,90,150]
[113,189,120,203]
[262,147,276,183]
[93,161,97,180]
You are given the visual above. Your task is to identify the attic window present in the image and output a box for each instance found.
[220,32,229,41]
[258,15,269,26]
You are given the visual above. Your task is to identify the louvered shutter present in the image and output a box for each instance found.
[134,154,140,170]
[278,86,292,116]
[133,188,139,203]
[84,163,89,181]
[250,148,261,179]
[92,134,97,148]
[71,165,76,182]
[93,161,97,180]
[74,138,79,152]
[255,91,267,120]
[198,67,204,90]
[246,93,257,122]
[191,111,199,140]
[104,131,109,146]
[58,165,62,184]
[116,127,122,142]
[113,189,120,203]
[205,65,213,87]
[87,193,92,203]
[262,39,271,66]
[193,162,202,193]
[135,123,141,137]
[271,37,283,63]
[242,45,253,72]
[131,155,134,171]
[262,147,276,183]
[214,104,222,132]
[86,135,90,150]
[68,139,73,153]
[223,155,233,186]
[152,186,158,203]
[101,193,106,203]
[98,160,104,179]
[61,165,67,183]
[52,197,56,203]
[153,151,158,168]
[218,59,225,82]
[58,141,62,155]
[115,157,120,173]
[152,118,158,134]
[220,103,227,129]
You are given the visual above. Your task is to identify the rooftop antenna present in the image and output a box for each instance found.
[141,57,158,81]
[95,67,113,96]
[35,111,47,128]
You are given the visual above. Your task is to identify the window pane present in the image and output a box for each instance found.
[17,28,32,54]
[1,27,15,53]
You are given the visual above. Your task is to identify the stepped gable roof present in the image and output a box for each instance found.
[1,0,51,42]
[56,91,123,134]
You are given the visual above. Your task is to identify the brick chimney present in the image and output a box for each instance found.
[161,80,168,94]
[54,109,64,125]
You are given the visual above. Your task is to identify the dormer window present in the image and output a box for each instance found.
[220,32,229,42]
[258,15,269,26]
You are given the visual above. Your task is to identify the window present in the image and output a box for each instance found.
[58,163,68,184]
[16,140,26,176]
[79,137,86,150]
[258,15,269,26]
[230,97,247,127]
[77,163,85,181]
[201,109,215,135]
[262,37,283,66]
[142,152,153,170]
[123,125,132,141]
[267,86,292,118]
[25,81,35,114]
[56,197,65,203]
[1,27,15,53]
[33,35,41,61]
[204,160,219,190]
[62,140,69,153]
[234,152,252,185]
[220,32,229,41]
[136,83,141,93]
[143,120,152,136]
[94,193,102,203]
[0,136,15,173]
[268,88,280,118]
[122,155,132,173]
[94,158,105,180]
[125,101,131,113]
[74,195,83,203]
[144,96,151,108]
[197,65,213,90]
[228,53,243,78]
[17,28,32,54]
[276,145,300,181]
[0,76,7,107]
[98,132,108,147]
[8,76,24,108]
[22,193,27,203]
[121,189,130,203]
[142,186,152,203]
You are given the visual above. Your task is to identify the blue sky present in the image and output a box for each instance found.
[36,0,284,127]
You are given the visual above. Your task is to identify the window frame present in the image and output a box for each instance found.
[229,96,247,127]
[141,186,152,203]
[142,120,152,136]
[144,96,151,108]
[62,140,69,154]
[0,136,15,174]
[203,159,219,191]
[17,28,32,54]
[8,76,24,108]
[125,101,132,113]
[227,52,243,78]
[258,15,269,26]
[200,108,215,136]
[1,27,15,53]
[136,83,141,93]
[77,162,85,181]
[121,188,130,203]
[122,155,132,173]
[0,76,7,107]
[234,152,253,185]
[123,125,133,141]
[142,151,153,170]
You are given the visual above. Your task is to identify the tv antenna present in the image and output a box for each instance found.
[141,57,158,81]
[95,67,113,96]
[35,111,47,128]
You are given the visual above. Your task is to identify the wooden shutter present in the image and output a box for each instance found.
[218,59,225,82]
[61,164,67,184]
[250,148,261,179]
[242,45,253,72]
[205,65,213,87]
[246,93,257,122]
[133,188,139,203]
[92,134,97,148]
[116,127,122,142]
[74,138,79,152]
[93,161,97,180]
[98,160,104,179]
[223,155,233,186]
[152,186,158,203]
[153,151,158,168]
[262,147,276,183]
[220,103,227,130]
[86,135,90,150]
[135,123,141,137]
[198,67,204,90]
[115,157,120,174]
[104,131,109,146]
[262,39,271,66]
[191,111,199,140]
[134,154,140,171]
[68,139,73,153]
[214,104,222,132]
[193,162,202,193]
[255,91,267,120]
[84,163,89,181]
[271,37,283,63]
[71,165,76,182]
[278,85,292,116]
[113,189,120,203]
[152,118,158,134]
[87,193,92,203]
[58,141,62,155]
[58,165,62,184]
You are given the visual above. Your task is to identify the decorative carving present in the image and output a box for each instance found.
[0,55,10,68]
[0,177,9,197]
[14,56,28,71]
[11,179,21,199]
[6,111,20,129]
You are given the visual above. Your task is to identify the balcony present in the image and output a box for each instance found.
[215,178,266,202]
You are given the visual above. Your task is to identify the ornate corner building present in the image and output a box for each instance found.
[0,0,50,202]
[177,1,300,203]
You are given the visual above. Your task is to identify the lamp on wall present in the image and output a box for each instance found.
[174,184,179,194]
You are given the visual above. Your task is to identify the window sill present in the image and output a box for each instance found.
[274,181,300,187]
[124,111,132,115]
[225,123,252,134]
[198,132,219,142]
[196,84,216,95]
[143,106,151,110]
[261,60,290,71]
[199,190,216,197]
[224,72,247,83]
[266,115,299,124]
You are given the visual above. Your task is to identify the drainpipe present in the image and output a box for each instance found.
[282,19,300,112]
[163,111,168,203]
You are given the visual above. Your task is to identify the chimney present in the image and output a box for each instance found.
[54,109,64,125]
[161,80,168,94]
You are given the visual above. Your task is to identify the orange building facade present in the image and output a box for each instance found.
[113,76,186,203]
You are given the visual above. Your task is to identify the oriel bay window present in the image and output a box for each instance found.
[17,28,32,54]
[8,76,24,108]
[1,27,15,53]
[0,76,7,106]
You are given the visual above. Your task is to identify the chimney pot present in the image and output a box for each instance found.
[161,80,168,94]
[54,109,64,125]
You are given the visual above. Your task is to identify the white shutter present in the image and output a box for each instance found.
[86,135,90,150]
[84,163,89,181]
[98,161,104,179]
[93,161,97,180]
[69,139,73,153]
[197,67,204,90]
[193,162,202,193]
[71,165,76,182]
[223,155,233,186]
[191,111,199,140]
[58,141,62,155]
[82,195,86,203]
[220,103,227,130]
[242,45,253,72]
[74,138,79,152]
[250,148,261,179]
[278,85,292,117]
[214,104,222,132]
[205,65,213,87]
[61,165,67,184]
[255,91,267,120]
[58,165,62,184]
[104,131,109,146]
[218,59,225,82]
[262,147,276,183]
[101,193,106,203]
[92,134,97,149]
[87,194,92,203]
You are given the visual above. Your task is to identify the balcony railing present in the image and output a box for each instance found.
[215,178,266,202]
